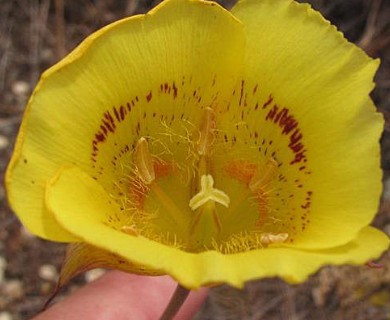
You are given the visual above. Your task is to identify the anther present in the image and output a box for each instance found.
[260,232,288,245]
[121,225,138,236]
[134,137,155,184]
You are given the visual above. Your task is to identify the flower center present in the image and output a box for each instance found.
[94,82,313,254]
[112,105,292,254]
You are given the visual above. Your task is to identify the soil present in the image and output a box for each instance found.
[0,0,390,319]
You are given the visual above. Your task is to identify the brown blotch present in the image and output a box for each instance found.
[119,105,126,121]
[172,82,178,98]
[95,132,105,143]
[265,104,307,165]
[262,95,273,109]
[239,80,245,107]
[113,106,120,122]
[164,83,169,93]
[146,91,152,102]
[102,120,114,133]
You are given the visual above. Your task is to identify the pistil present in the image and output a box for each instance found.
[189,175,230,210]
[187,107,232,248]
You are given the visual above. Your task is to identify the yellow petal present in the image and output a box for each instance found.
[46,166,389,289]
[226,226,389,287]
[46,166,188,279]
[57,242,162,289]
[6,0,244,241]
[219,0,383,248]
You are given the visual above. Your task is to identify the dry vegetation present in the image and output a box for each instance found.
[0,0,390,319]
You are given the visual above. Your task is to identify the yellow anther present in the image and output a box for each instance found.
[189,174,230,211]
[120,225,138,236]
[260,232,288,245]
[134,137,155,185]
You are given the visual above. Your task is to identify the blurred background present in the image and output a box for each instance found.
[0,0,390,319]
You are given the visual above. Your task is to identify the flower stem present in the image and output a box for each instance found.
[159,283,191,320]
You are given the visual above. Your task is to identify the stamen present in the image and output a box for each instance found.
[197,107,215,155]
[149,182,182,226]
[121,225,138,236]
[260,232,288,245]
[249,158,278,192]
[189,174,230,211]
[134,137,155,184]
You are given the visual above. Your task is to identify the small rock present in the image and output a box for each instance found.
[0,312,13,320]
[41,48,54,62]
[3,280,23,300]
[11,81,30,96]
[0,136,8,150]
[312,287,325,307]
[20,226,36,240]
[85,269,106,283]
[38,264,57,281]
[40,282,53,295]
[0,257,6,283]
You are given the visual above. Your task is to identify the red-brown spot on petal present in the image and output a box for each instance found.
[119,105,126,121]
[146,91,152,102]
[239,80,245,107]
[95,132,105,142]
[265,103,307,165]
[301,202,311,209]
[113,106,120,122]
[262,95,273,109]
[100,125,108,136]
[172,82,178,98]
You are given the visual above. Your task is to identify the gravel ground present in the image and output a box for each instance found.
[1,0,390,319]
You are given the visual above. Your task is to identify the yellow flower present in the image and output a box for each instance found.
[6,0,389,290]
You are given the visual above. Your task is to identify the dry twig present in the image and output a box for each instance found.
[55,0,66,60]
[29,0,50,87]
[359,0,382,50]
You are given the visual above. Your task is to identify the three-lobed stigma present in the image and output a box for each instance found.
[189,174,230,211]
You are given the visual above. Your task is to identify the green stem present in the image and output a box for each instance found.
[159,283,191,320]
